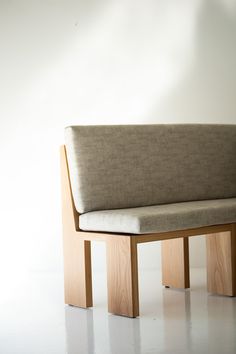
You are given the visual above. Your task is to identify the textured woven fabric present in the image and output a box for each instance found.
[79,198,236,234]
[65,125,236,213]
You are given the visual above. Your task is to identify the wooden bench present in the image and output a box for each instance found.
[61,124,236,317]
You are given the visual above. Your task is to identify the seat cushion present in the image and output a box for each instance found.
[79,198,236,234]
[65,124,236,213]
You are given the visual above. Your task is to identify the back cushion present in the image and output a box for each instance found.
[65,125,236,213]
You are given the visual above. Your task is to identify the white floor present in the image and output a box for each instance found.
[0,269,236,354]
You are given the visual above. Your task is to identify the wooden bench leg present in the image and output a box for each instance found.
[206,224,236,296]
[61,145,93,308]
[106,236,139,317]
[63,236,93,308]
[161,237,190,289]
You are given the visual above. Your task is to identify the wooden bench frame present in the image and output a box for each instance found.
[60,145,236,317]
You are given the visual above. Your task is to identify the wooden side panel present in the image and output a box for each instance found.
[161,237,190,289]
[106,236,139,317]
[60,145,93,307]
[60,145,80,232]
[206,225,236,296]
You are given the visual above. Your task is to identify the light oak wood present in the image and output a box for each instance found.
[161,237,190,289]
[61,146,93,307]
[206,225,236,296]
[70,224,233,244]
[106,235,139,317]
[134,224,233,243]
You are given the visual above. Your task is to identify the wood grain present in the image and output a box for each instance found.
[134,224,233,243]
[61,145,93,307]
[69,224,233,244]
[106,236,139,317]
[161,237,190,289]
[206,225,236,296]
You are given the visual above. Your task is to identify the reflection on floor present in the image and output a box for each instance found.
[0,269,236,354]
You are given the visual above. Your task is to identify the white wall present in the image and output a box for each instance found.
[0,0,236,281]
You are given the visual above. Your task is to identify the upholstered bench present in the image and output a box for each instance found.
[61,124,236,317]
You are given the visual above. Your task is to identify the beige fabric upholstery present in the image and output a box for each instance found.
[79,198,236,234]
[65,124,236,214]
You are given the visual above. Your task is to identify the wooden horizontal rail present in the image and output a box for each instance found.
[75,223,234,245]
[133,223,234,244]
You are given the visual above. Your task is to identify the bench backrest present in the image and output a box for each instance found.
[65,124,236,213]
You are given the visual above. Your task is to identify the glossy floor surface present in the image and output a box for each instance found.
[0,269,236,354]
